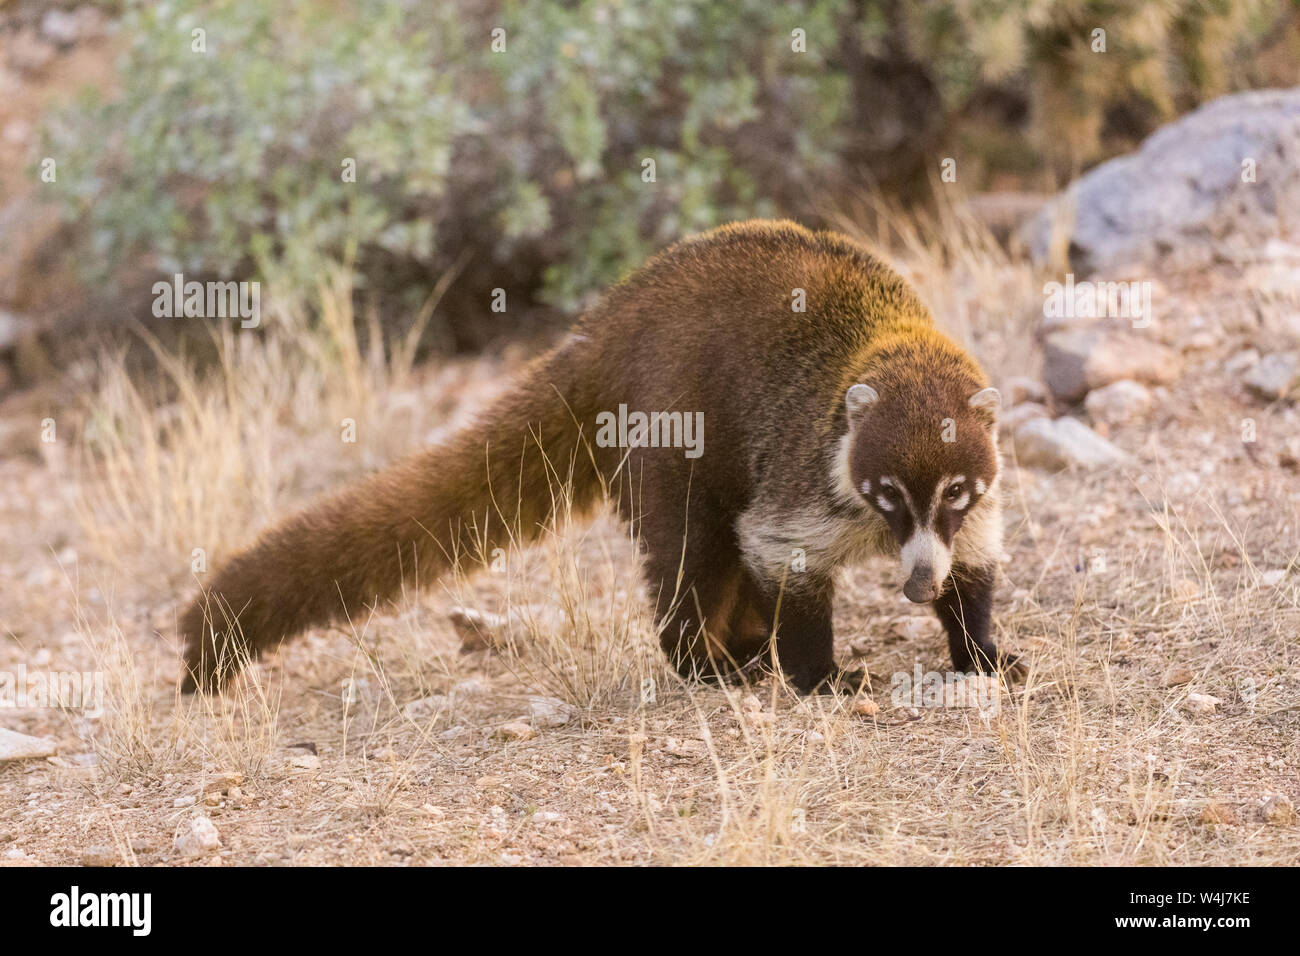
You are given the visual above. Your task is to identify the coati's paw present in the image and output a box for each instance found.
[823,665,869,695]
[722,653,776,686]
[997,653,1028,682]
[955,649,1026,683]
[791,664,868,696]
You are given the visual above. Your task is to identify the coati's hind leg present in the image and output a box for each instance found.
[617,465,759,683]
[934,564,1022,677]
[642,539,763,684]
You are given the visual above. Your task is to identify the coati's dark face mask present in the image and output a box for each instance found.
[845,383,1000,603]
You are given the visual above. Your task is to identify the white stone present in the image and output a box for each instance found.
[1002,376,1048,406]
[1244,353,1300,401]
[1084,379,1153,426]
[0,728,56,762]
[40,9,80,46]
[1184,692,1222,715]
[174,816,221,857]
[1043,329,1181,403]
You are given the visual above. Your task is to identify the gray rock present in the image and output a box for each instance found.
[999,401,1050,438]
[1243,353,1300,401]
[1043,329,1182,403]
[0,728,56,761]
[1023,89,1300,276]
[1084,380,1153,426]
[1225,348,1261,377]
[79,845,119,867]
[1013,417,1131,470]
[527,696,576,728]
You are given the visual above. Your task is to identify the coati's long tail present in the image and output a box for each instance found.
[179,342,605,692]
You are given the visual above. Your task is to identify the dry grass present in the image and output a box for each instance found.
[1,208,1298,866]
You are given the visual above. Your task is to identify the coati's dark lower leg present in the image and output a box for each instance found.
[765,583,838,694]
[934,564,1015,674]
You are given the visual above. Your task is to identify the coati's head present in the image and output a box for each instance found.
[844,364,1000,603]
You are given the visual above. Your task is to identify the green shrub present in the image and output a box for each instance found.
[44,0,1294,333]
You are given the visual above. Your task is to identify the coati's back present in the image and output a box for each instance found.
[579,220,940,401]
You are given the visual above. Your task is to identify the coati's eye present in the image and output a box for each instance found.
[872,483,901,512]
[944,480,973,510]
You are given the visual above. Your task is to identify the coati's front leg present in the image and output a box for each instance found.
[633,475,776,685]
[934,564,1019,675]
[767,584,841,694]
[733,575,866,695]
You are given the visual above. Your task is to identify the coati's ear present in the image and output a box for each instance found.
[845,384,879,425]
[968,386,1001,424]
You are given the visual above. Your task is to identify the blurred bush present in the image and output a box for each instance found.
[43,0,1297,348]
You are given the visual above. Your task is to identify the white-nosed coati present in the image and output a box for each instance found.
[181,220,1017,695]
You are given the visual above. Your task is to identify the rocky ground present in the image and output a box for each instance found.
[1,234,1298,865]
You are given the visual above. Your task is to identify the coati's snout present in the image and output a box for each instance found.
[903,575,941,604]
[900,528,951,603]
[844,381,1001,604]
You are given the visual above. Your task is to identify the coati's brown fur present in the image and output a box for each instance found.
[181,220,1015,694]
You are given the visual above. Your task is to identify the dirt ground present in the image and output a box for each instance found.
[1,241,1298,866]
